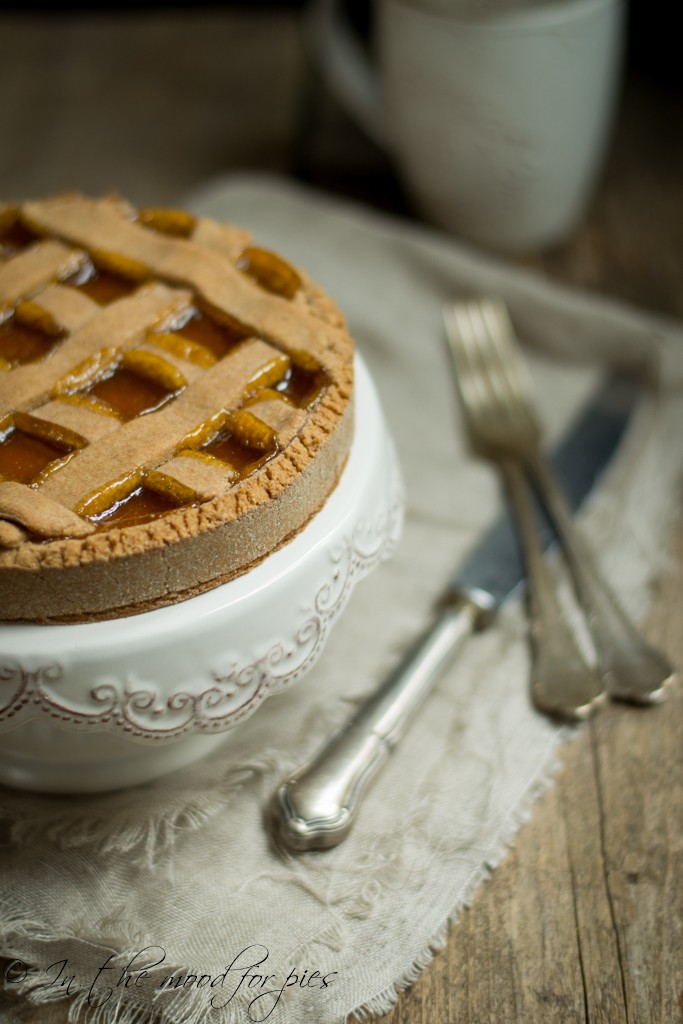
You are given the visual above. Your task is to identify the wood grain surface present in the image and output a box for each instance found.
[361,58,683,1024]
[0,8,681,1024]
[366,533,683,1024]
[362,68,683,1024]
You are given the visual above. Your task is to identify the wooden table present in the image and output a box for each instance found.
[359,72,683,1024]
[295,47,683,1023]
[0,9,681,1022]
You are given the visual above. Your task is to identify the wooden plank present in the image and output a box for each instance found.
[358,518,683,1024]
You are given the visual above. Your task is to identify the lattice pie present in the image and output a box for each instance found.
[0,194,354,622]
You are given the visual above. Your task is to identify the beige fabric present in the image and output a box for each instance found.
[1,177,682,1024]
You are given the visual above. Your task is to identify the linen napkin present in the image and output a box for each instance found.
[1,176,682,1024]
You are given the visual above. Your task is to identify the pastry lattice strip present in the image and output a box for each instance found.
[0,240,85,309]
[20,195,348,362]
[0,283,192,416]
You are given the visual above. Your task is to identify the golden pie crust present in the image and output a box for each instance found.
[0,194,354,623]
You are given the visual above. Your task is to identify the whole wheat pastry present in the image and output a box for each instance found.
[0,194,354,622]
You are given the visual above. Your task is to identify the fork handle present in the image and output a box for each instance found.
[501,461,604,719]
[527,451,675,703]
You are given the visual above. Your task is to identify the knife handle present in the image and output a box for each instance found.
[269,588,494,853]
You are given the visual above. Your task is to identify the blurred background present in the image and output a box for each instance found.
[0,0,681,312]
[0,1,387,207]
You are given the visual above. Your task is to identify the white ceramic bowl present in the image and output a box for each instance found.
[0,354,403,793]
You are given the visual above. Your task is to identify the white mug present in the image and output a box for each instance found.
[306,0,626,251]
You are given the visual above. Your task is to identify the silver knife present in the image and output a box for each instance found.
[269,376,637,853]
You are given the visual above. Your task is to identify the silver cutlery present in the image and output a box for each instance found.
[445,297,674,707]
[444,300,604,719]
[269,311,645,852]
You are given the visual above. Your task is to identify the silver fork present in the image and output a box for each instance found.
[444,298,675,710]
[444,300,603,719]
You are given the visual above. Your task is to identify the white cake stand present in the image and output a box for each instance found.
[0,354,403,792]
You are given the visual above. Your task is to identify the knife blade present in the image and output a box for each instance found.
[268,374,637,853]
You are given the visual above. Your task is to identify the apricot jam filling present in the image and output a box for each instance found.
[137,207,195,239]
[173,307,248,360]
[0,315,64,367]
[274,362,327,408]
[236,246,302,300]
[87,427,272,532]
[201,428,273,474]
[88,484,183,530]
[87,366,180,420]
[64,261,140,305]
[0,427,70,485]
[0,217,39,258]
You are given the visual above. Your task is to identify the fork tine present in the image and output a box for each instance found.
[444,304,488,436]
[448,299,517,443]
[468,301,513,422]
[478,300,538,429]
[469,298,539,443]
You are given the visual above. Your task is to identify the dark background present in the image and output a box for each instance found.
[0,0,681,310]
